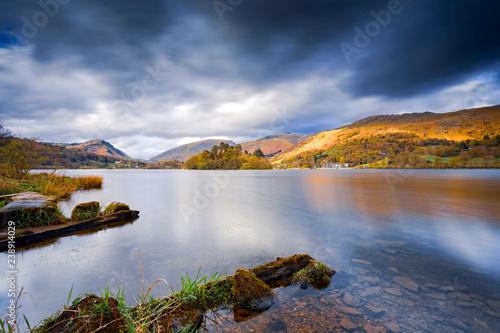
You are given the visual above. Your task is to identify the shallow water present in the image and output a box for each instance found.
[1,169,500,332]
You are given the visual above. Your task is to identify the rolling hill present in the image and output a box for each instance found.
[53,139,130,159]
[240,133,306,157]
[272,105,500,168]
[150,139,236,162]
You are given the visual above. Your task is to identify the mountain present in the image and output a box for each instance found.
[150,139,236,162]
[53,139,130,159]
[272,105,500,168]
[240,133,306,157]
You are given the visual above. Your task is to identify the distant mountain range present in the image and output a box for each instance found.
[150,139,236,162]
[51,139,130,160]
[46,104,500,167]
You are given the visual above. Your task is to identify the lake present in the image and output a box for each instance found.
[2,169,500,332]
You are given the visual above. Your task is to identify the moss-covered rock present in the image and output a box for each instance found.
[71,201,100,220]
[251,254,314,287]
[292,260,336,289]
[232,269,276,310]
[104,201,130,214]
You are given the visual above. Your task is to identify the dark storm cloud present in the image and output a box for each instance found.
[184,0,500,97]
[0,0,171,81]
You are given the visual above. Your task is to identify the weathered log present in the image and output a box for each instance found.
[0,210,139,252]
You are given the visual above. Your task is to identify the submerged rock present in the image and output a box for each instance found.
[71,201,100,220]
[232,269,277,310]
[291,260,336,289]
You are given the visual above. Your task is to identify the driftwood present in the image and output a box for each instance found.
[0,210,139,252]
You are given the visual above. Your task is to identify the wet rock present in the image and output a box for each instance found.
[337,306,361,316]
[384,288,403,296]
[455,293,471,301]
[486,299,500,310]
[393,276,419,292]
[456,301,474,308]
[71,201,100,220]
[360,286,381,297]
[339,317,357,330]
[233,269,277,310]
[485,310,500,318]
[384,321,402,332]
[104,201,130,214]
[426,293,446,300]
[251,254,313,287]
[439,286,454,292]
[0,192,57,226]
[388,267,399,273]
[364,324,383,333]
[470,293,486,301]
[343,292,361,307]
[365,304,386,318]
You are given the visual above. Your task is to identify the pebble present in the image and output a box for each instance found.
[388,267,399,273]
[384,321,402,332]
[365,304,386,317]
[343,292,361,307]
[360,286,381,297]
[340,317,357,330]
[393,276,419,292]
[337,306,362,316]
[456,301,474,308]
[486,299,500,310]
[426,293,446,300]
[455,293,471,301]
[384,287,403,296]
[364,324,383,333]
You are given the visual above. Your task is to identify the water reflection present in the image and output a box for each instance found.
[0,169,499,331]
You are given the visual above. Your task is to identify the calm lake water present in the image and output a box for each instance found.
[1,169,500,332]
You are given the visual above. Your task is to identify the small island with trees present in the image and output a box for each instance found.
[184,142,272,170]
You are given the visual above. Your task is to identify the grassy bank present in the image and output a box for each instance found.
[2,256,334,333]
[0,173,103,201]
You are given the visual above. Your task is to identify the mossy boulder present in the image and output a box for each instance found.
[104,201,130,214]
[43,295,125,333]
[232,269,276,310]
[292,260,336,289]
[251,254,314,287]
[71,201,100,220]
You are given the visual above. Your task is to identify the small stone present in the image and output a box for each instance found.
[352,259,372,265]
[470,293,485,301]
[360,287,381,297]
[393,276,419,292]
[384,322,401,332]
[340,317,356,330]
[455,293,471,301]
[364,324,382,333]
[426,293,446,300]
[337,306,361,316]
[456,301,474,308]
[365,304,386,318]
[385,288,403,296]
[485,310,500,318]
[388,267,399,273]
[343,292,361,307]
[439,286,454,292]
[487,299,500,310]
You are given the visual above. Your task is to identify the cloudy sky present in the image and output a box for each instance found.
[1,0,500,158]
